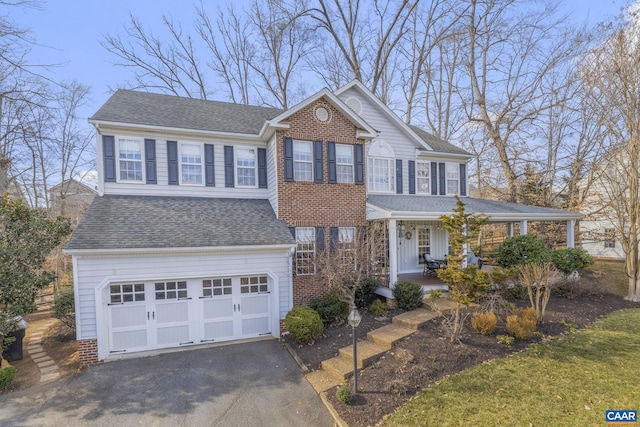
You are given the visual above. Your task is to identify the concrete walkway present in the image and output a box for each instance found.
[24,318,61,383]
[306,298,458,394]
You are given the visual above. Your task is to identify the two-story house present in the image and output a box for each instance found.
[66,80,581,367]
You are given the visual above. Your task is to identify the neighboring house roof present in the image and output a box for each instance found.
[409,125,471,156]
[367,195,581,221]
[66,195,295,251]
[89,90,283,135]
[49,177,98,194]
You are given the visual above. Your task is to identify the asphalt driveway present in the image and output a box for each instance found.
[0,339,334,426]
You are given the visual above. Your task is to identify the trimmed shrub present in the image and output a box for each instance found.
[336,385,352,404]
[0,366,16,391]
[496,235,551,268]
[506,307,537,340]
[310,292,349,326]
[392,281,424,311]
[284,306,323,345]
[509,282,527,300]
[369,299,388,317]
[551,248,594,276]
[355,277,380,309]
[471,311,497,335]
[53,288,76,329]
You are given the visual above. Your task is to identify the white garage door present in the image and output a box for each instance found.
[107,275,271,355]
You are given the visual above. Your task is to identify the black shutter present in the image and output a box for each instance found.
[327,141,337,184]
[167,141,178,185]
[316,227,325,251]
[224,146,234,187]
[258,148,267,188]
[330,226,339,250]
[103,135,116,182]
[396,159,403,194]
[408,160,416,194]
[144,139,157,184]
[354,144,364,185]
[439,162,446,195]
[460,163,467,196]
[431,162,438,195]
[284,137,294,182]
[204,144,215,187]
[314,140,324,183]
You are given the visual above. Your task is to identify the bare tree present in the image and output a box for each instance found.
[465,0,578,202]
[307,0,418,99]
[581,12,640,301]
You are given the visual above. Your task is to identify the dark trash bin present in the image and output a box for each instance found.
[2,316,27,362]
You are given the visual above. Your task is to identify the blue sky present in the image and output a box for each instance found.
[12,0,627,123]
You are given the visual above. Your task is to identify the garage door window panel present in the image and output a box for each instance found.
[240,276,268,294]
[110,283,145,304]
[203,278,232,297]
[155,281,188,300]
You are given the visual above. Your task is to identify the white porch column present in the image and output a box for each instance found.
[389,219,398,287]
[507,223,514,238]
[520,220,528,235]
[567,219,576,248]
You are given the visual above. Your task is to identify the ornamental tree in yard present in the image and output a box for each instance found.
[0,195,71,324]
[437,197,491,343]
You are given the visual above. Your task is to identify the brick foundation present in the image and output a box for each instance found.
[78,339,102,369]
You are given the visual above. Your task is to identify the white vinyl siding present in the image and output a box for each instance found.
[367,157,395,193]
[397,221,449,273]
[102,130,269,198]
[336,144,354,183]
[180,143,203,185]
[416,161,430,194]
[293,140,313,181]
[117,138,144,182]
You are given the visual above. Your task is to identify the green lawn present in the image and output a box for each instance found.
[381,309,640,427]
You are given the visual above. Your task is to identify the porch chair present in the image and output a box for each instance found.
[422,254,443,276]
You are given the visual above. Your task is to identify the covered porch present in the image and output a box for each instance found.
[367,195,582,298]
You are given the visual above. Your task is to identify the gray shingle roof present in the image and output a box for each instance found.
[409,125,471,156]
[90,90,283,135]
[66,195,295,251]
[367,195,581,220]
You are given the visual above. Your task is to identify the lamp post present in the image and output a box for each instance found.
[348,306,362,394]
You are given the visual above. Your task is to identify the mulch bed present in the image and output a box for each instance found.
[284,290,639,427]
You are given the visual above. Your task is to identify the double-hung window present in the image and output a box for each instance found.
[367,157,395,193]
[118,138,143,182]
[417,161,430,194]
[336,144,354,183]
[338,226,355,266]
[446,163,459,195]
[293,141,313,181]
[180,143,202,185]
[604,228,616,248]
[295,227,316,275]
[236,147,257,187]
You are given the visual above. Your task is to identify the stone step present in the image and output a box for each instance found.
[367,323,415,349]
[321,355,355,381]
[337,340,388,369]
[392,308,440,330]
[305,370,342,393]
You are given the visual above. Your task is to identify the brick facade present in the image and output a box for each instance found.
[78,339,102,369]
[276,97,368,306]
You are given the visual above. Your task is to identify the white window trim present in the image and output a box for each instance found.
[336,144,354,184]
[295,227,316,275]
[235,146,258,188]
[445,162,460,196]
[417,227,432,264]
[416,161,430,194]
[293,140,313,182]
[178,142,204,186]
[115,136,145,184]
[367,156,395,193]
